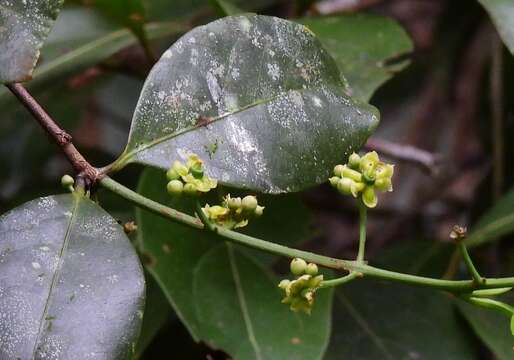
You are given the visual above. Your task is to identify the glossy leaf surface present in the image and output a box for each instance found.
[119,14,379,193]
[0,194,145,359]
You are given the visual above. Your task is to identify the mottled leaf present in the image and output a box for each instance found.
[326,241,477,360]
[458,296,514,360]
[479,0,514,54]
[116,14,379,193]
[0,194,145,359]
[0,0,64,83]
[300,14,413,102]
[136,168,331,358]
[466,187,514,247]
[193,244,332,360]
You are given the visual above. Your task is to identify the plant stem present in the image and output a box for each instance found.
[100,176,514,293]
[320,272,360,288]
[457,241,484,285]
[356,198,367,262]
[5,83,98,182]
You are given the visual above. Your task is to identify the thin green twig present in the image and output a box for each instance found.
[356,198,367,262]
[457,241,484,285]
[99,176,514,293]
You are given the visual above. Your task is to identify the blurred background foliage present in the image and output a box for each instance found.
[2,0,514,359]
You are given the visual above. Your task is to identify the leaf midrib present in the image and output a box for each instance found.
[227,244,263,360]
[117,83,342,170]
[31,194,81,358]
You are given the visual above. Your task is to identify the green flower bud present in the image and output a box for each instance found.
[278,279,291,290]
[354,181,365,193]
[290,258,307,276]
[166,168,180,181]
[362,151,379,164]
[348,152,361,169]
[183,183,198,196]
[242,195,258,212]
[362,186,377,208]
[329,177,340,187]
[226,196,242,210]
[334,164,345,177]
[167,180,184,196]
[305,263,318,276]
[337,178,358,197]
[375,178,393,192]
[172,161,189,177]
[61,174,74,188]
[342,166,363,182]
[254,205,265,217]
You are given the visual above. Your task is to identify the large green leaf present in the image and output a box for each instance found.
[466,187,514,247]
[117,14,379,193]
[458,296,514,360]
[136,168,331,358]
[300,14,413,102]
[193,244,332,360]
[0,0,64,83]
[0,194,145,359]
[479,0,514,54]
[325,241,478,360]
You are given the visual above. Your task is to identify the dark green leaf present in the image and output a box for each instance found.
[136,168,331,358]
[0,194,145,359]
[479,0,514,54]
[466,187,514,247]
[117,14,379,193]
[300,14,413,102]
[0,0,64,83]
[325,241,478,360]
[458,297,514,360]
[193,244,332,360]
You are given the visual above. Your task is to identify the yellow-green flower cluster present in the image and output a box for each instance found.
[201,194,264,229]
[329,151,394,208]
[278,258,323,314]
[166,154,217,196]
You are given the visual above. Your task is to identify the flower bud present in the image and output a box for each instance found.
[305,263,318,276]
[172,161,189,177]
[242,195,258,212]
[166,168,180,181]
[337,178,358,197]
[362,186,377,208]
[342,166,363,182]
[329,177,340,187]
[183,183,198,196]
[290,258,307,276]
[348,152,361,169]
[61,174,74,188]
[167,180,184,196]
[227,196,242,210]
[333,164,345,177]
[278,279,291,290]
[254,205,265,217]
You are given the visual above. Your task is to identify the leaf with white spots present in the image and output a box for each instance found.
[0,0,64,83]
[0,194,145,359]
[114,14,379,193]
